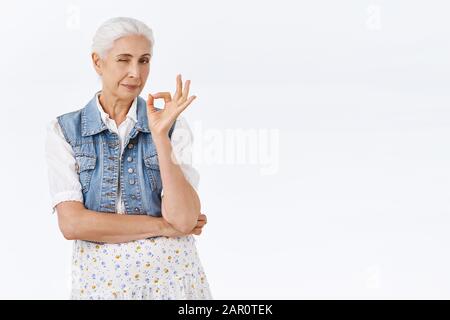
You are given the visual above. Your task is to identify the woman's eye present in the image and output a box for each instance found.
[118,59,128,62]
[140,60,149,64]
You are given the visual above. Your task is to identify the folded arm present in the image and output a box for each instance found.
[55,201,172,244]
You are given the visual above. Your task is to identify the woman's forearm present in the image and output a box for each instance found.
[90,232,160,244]
[72,207,168,244]
[153,134,201,233]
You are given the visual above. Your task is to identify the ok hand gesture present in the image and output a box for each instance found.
[146,74,197,137]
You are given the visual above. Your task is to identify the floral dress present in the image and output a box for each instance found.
[70,235,213,299]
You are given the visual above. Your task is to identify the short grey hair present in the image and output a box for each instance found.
[91,17,155,59]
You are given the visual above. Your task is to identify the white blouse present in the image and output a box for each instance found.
[45,91,200,215]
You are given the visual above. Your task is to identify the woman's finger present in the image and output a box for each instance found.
[177,95,196,113]
[151,92,172,104]
[173,74,182,101]
[196,220,206,227]
[147,94,157,112]
[180,79,190,103]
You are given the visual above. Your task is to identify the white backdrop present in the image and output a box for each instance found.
[0,0,449,299]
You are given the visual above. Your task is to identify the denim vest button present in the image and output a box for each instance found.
[129,179,135,185]
[127,156,133,162]
[128,168,133,173]
[131,194,136,200]
[128,143,134,149]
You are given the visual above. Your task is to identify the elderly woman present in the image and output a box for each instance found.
[44,17,213,300]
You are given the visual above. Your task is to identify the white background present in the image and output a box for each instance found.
[0,0,449,299]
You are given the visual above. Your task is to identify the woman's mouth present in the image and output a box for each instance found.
[122,84,139,90]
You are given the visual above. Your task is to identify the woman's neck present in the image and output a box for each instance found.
[98,89,133,127]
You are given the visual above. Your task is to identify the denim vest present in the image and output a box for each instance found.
[57,93,176,216]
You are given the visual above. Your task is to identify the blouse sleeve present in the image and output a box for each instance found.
[161,115,200,197]
[44,119,84,214]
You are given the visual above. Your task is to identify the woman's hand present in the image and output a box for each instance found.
[147,74,197,138]
[162,213,207,237]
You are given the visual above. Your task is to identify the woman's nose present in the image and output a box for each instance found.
[128,62,140,77]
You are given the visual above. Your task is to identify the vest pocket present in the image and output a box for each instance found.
[75,154,97,193]
[143,154,162,191]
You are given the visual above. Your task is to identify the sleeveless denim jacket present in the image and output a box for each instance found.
[56,93,176,216]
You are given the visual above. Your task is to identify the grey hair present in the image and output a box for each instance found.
[91,17,155,59]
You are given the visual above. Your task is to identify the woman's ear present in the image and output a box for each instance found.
[91,52,103,76]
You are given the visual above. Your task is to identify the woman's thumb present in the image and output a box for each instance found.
[147,93,156,111]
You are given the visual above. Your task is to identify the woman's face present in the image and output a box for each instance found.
[92,34,151,101]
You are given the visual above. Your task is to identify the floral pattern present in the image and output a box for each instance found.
[70,234,213,300]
